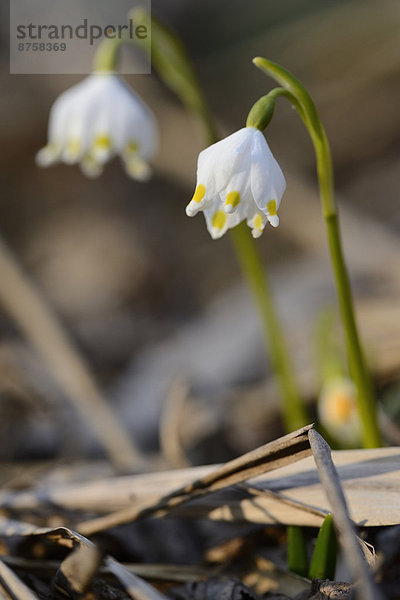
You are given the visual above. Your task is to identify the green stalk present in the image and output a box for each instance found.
[287,525,309,577]
[253,57,381,448]
[125,10,308,432]
[230,223,308,431]
[93,36,133,73]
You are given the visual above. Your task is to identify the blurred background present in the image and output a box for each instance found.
[0,0,400,465]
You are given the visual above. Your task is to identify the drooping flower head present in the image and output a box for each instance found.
[186,126,285,239]
[36,73,158,180]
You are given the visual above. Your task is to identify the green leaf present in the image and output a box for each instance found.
[287,525,309,577]
[308,513,338,580]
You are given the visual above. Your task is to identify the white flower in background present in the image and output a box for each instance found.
[186,126,286,239]
[318,377,361,447]
[36,73,158,180]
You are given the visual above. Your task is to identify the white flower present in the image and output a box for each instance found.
[318,377,361,447]
[186,126,286,239]
[36,73,158,180]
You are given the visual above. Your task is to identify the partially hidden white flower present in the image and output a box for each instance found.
[36,73,158,180]
[318,377,361,447]
[186,126,286,239]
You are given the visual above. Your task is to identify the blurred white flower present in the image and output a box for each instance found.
[318,377,361,447]
[186,126,285,239]
[36,73,158,180]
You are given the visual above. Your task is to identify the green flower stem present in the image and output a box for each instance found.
[230,223,309,431]
[93,38,124,72]
[129,10,308,432]
[253,57,381,448]
[130,8,218,145]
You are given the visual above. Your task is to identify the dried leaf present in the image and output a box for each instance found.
[2,446,400,530]
[78,425,313,535]
[53,543,102,598]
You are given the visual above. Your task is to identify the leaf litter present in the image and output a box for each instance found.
[0,425,398,599]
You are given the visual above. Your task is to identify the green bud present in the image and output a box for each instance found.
[246,94,276,131]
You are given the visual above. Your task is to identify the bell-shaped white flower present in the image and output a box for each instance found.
[186,126,285,239]
[36,73,158,180]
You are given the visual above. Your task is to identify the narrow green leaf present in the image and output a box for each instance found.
[287,525,308,577]
[308,513,338,580]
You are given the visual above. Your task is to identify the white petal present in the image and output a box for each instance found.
[246,205,268,238]
[221,160,252,214]
[267,213,280,227]
[250,130,286,214]
[197,127,254,198]
[102,76,158,160]
[203,199,229,239]
[35,144,60,167]
[80,154,103,178]
[124,154,152,181]
[204,194,250,239]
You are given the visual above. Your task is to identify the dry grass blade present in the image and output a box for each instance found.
[105,558,169,600]
[159,378,190,468]
[77,424,313,536]
[308,429,384,600]
[240,483,328,521]
[0,558,39,600]
[2,557,212,584]
[0,237,142,472]
[0,585,10,600]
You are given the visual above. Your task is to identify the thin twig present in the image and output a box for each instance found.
[159,378,190,468]
[0,558,39,600]
[105,558,169,600]
[240,483,328,521]
[308,429,385,600]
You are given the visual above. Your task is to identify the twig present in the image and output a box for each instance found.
[0,236,143,472]
[159,378,190,468]
[308,428,385,600]
[105,558,169,600]
[0,558,39,600]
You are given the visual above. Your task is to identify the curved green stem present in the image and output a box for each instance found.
[93,38,124,72]
[130,8,218,145]
[253,57,381,448]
